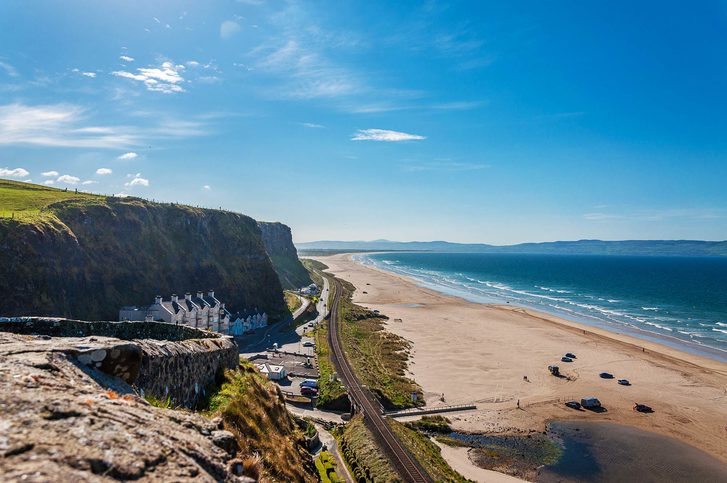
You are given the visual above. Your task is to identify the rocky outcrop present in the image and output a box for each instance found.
[0,331,252,482]
[0,197,287,320]
[0,318,238,408]
[258,221,312,290]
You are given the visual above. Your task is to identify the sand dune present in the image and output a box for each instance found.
[313,254,727,468]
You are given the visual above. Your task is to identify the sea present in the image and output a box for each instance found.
[355,252,727,362]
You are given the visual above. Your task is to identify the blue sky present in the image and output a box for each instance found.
[1,1,726,244]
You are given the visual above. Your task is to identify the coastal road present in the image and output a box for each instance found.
[326,275,432,483]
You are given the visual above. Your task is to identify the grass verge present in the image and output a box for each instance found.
[337,415,399,482]
[388,418,472,482]
[335,277,423,410]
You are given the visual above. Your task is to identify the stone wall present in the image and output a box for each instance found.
[0,317,238,407]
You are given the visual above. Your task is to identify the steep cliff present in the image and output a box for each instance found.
[0,181,287,320]
[258,221,312,290]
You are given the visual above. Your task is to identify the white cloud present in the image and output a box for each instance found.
[220,20,241,39]
[117,152,138,160]
[81,72,96,78]
[41,170,59,177]
[301,122,324,128]
[0,167,29,178]
[351,129,426,142]
[0,103,138,148]
[125,175,149,187]
[82,180,98,185]
[96,168,112,175]
[57,174,80,185]
[112,61,185,94]
[120,55,135,62]
[203,185,211,191]
[43,180,54,186]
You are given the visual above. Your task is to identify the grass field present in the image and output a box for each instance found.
[0,179,103,223]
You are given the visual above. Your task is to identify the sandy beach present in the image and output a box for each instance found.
[311,253,727,468]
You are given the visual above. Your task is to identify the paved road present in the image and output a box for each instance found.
[326,275,432,483]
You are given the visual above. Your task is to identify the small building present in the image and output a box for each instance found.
[257,363,287,381]
[119,291,231,334]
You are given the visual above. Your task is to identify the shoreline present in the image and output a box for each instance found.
[355,254,727,372]
[353,253,727,364]
[310,253,727,467]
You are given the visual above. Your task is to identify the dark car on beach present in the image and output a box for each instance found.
[561,356,573,362]
[565,352,576,359]
[599,372,614,379]
[565,400,582,410]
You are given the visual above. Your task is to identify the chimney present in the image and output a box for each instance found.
[196,291,203,299]
[155,295,162,305]
[185,292,191,301]
[208,289,215,298]
[171,294,178,303]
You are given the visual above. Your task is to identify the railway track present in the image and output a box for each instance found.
[326,276,432,483]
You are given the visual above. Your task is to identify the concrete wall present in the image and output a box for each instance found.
[0,317,238,407]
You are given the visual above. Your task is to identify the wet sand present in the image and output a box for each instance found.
[311,254,727,469]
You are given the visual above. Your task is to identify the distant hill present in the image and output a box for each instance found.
[0,180,298,319]
[296,239,727,257]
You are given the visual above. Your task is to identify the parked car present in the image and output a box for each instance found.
[564,352,577,359]
[299,379,318,389]
[302,341,315,347]
[565,400,582,410]
[561,356,573,362]
[301,386,319,397]
[634,403,653,413]
[599,372,614,379]
[581,397,602,409]
[618,379,631,386]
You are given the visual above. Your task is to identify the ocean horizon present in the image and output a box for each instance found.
[357,252,727,362]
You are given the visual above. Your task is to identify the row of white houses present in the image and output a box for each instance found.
[119,290,268,335]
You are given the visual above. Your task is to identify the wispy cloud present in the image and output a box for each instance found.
[43,180,54,186]
[301,122,324,128]
[583,208,724,222]
[81,72,96,78]
[96,168,112,175]
[401,160,489,172]
[203,185,211,191]
[117,152,138,160]
[57,174,80,185]
[0,61,19,77]
[82,180,97,185]
[0,103,138,148]
[0,103,210,149]
[0,167,29,178]
[41,170,59,177]
[113,61,185,94]
[120,55,135,63]
[220,20,241,39]
[351,129,426,142]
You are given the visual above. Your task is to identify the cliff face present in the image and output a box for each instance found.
[0,197,287,320]
[258,221,312,290]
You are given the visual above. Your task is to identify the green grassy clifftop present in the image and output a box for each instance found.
[0,180,288,320]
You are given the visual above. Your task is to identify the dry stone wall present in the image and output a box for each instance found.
[0,317,238,407]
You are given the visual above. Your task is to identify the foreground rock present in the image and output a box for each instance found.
[0,332,251,482]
